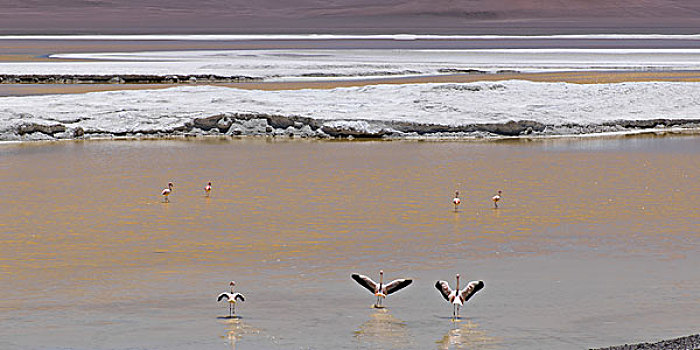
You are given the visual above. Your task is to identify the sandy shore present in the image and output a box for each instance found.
[4,70,700,97]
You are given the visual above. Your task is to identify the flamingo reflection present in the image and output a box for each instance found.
[220,317,261,350]
[437,319,499,350]
[353,308,412,348]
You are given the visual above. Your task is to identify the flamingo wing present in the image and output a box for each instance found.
[352,274,378,294]
[435,280,453,301]
[233,293,245,302]
[459,280,484,303]
[384,278,412,295]
[217,293,231,302]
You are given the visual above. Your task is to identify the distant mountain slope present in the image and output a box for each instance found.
[3,0,700,34]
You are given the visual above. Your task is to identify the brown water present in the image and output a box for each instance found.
[0,136,698,350]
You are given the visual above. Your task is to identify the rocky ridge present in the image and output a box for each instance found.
[0,74,260,84]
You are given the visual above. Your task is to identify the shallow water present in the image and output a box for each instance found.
[0,136,698,349]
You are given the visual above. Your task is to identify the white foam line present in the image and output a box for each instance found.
[3,34,700,41]
[50,48,700,61]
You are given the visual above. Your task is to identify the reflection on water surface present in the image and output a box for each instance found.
[437,319,500,350]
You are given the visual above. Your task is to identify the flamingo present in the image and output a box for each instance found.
[205,181,212,197]
[161,182,174,202]
[435,274,484,319]
[217,281,246,317]
[453,190,461,211]
[352,270,412,308]
[492,190,502,208]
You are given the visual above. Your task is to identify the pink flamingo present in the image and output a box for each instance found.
[492,190,502,208]
[453,190,461,211]
[161,182,174,202]
[352,270,412,308]
[436,274,484,318]
[217,281,246,317]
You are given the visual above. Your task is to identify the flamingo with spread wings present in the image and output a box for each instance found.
[435,274,484,318]
[352,270,412,308]
[217,281,246,317]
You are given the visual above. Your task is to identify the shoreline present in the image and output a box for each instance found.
[1,127,698,147]
[4,70,700,97]
[591,334,700,350]
[0,114,700,143]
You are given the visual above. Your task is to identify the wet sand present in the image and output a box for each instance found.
[0,136,698,349]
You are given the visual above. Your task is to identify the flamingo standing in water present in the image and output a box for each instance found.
[217,281,246,317]
[204,181,212,197]
[352,270,412,308]
[161,182,174,202]
[453,190,461,211]
[492,190,502,208]
[436,274,484,319]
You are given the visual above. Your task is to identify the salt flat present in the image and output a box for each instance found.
[1,81,700,141]
[4,48,700,81]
